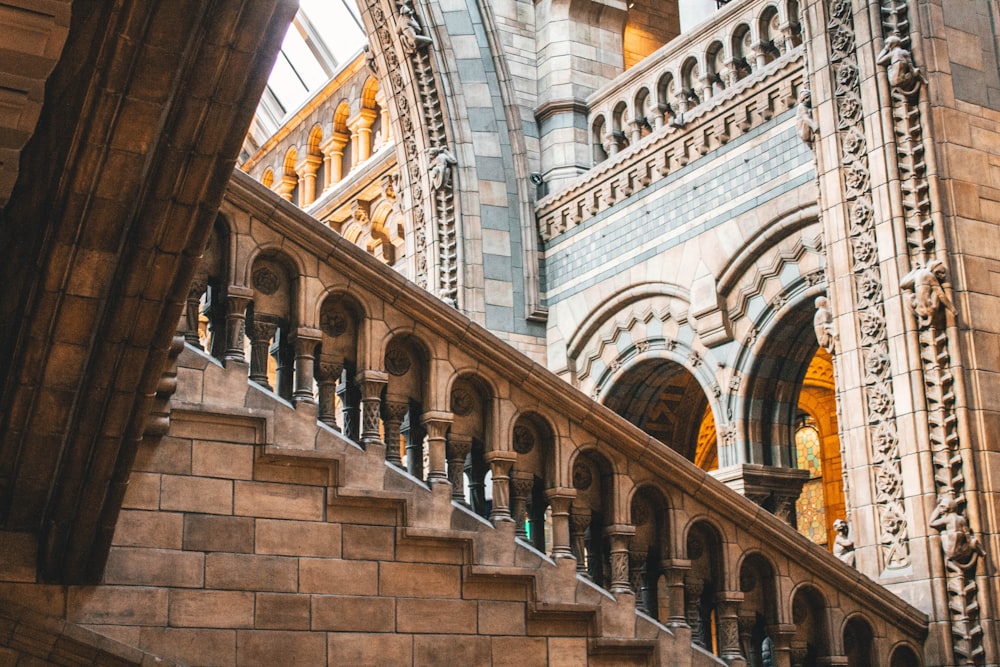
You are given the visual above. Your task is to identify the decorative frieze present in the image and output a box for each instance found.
[878,1,984,661]
[825,0,909,570]
[536,54,807,241]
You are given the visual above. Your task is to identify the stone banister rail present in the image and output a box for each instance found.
[192,169,926,661]
[536,48,806,241]
[586,0,801,159]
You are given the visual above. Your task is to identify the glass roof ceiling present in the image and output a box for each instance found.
[243,0,368,158]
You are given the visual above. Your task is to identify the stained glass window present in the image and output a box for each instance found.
[795,422,827,545]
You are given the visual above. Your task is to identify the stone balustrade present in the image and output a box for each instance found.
[182,169,928,665]
[588,0,801,159]
[537,52,805,242]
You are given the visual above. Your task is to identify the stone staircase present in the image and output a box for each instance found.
[98,343,713,666]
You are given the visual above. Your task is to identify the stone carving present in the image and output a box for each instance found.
[364,44,378,76]
[384,345,411,375]
[900,260,956,326]
[930,495,984,567]
[631,498,650,526]
[428,146,456,191]
[572,461,592,490]
[320,305,348,337]
[795,88,817,148]
[826,0,909,570]
[395,4,432,55]
[450,387,474,416]
[252,266,280,295]
[876,35,924,98]
[833,519,856,567]
[512,424,534,454]
[813,295,838,354]
[879,0,982,657]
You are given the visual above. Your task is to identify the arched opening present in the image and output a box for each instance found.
[316,293,364,438]
[742,298,845,528]
[333,101,352,182]
[790,586,830,666]
[706,40,726,96]
[843,616,875,667]
[191,217,229,360]
[685,521,723,655]
[603,359,718,471]
[611,101,630,153]
[679,57,701,111]
[510,412,556,553]
[248,253,297,402]
[757,6,782,65]
[383,334,430,475]
[280,147,299,203]
[890,644,921,667]
[656,72,677,125]
[592,115,609,164]
[794,348,846,549]
[570,450,615,588]
[737,553,778,665]
[730,24,753,83]
[449,374,493,517]
[307,124,324,200]
[630,485,671,620]
[633,88,653,139]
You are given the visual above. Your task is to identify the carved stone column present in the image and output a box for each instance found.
[315,357,343,429]
[738,616,756,667]
[249,317,278,389]
[630,550,649,613]
[607,525,635,595]
[570,504,592,576]
[183,277,207,348]
[349,108,378,163]
[716,592,744,663]
[420,411,452,485]
[223,286,253,364]
[767,623,795,667]
[276,174,296,202]
[382,399,409,466]
[321,132,349,186]
[511,470,534,539]
[337,372,361,440]
[485,451,515,524]
[291,327,321,407]
[295,155,322,206]
[663,560,691,629]
[685,579,706,648]
[374,89,391,145]
[545,488,575,559]
[446,435,472,503]
[357,370,388,449]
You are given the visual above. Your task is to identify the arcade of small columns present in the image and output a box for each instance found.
[175,184,924,664]
[257,73,390,210]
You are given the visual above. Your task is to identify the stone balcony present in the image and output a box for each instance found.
[537,0,806,242]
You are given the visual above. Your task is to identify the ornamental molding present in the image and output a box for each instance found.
[877,2,983,662]
[824,0,909,570]
[536,51,806,241]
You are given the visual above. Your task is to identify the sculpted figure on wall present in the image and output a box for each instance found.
[813,295,838,354]
[396,4,432,56]
[364,44,378,76]
[833,519,856,567]
[428,146,457,191]
[900,259,956,326]
[876,35,925,97]
[930,494,985,568]
[795,89,817,148]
